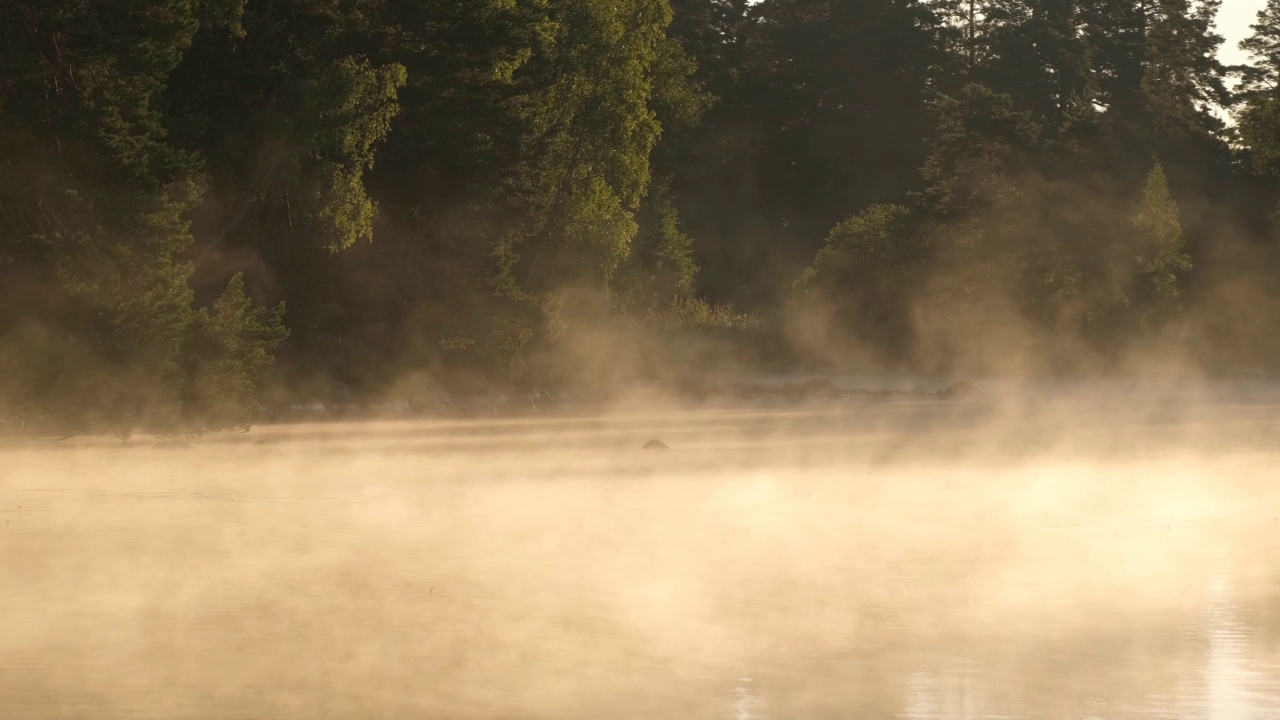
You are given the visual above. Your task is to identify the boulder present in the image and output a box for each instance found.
[938,380,979,400]
[801,377,841,398]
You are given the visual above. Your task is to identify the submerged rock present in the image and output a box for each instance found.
[938,380,979,400]
[801,377,841,398]
[642,439,670,450]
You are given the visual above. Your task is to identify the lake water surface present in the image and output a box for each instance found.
[4,394,1280,718]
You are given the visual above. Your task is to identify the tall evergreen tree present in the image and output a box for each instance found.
[1140,0,1228,139]
[1240,0,1280,98]
[1238,0,1280,176]
[671,0,942,309]
[2,0,1279,421]
[1078,0,1146,116]
[979,0,1096,137]
[1131,159,1190,317]
[0,0,287,432]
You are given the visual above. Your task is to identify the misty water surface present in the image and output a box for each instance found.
[4,391,1280,719]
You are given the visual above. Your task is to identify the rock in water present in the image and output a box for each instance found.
[801,377,841,398]
[152,439,194,450]
[642,439,670,450]
[938,380,979,400]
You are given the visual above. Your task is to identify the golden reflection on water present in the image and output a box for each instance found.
[4,401,1280,719]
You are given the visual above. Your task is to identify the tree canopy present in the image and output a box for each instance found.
[2,0,1279,429]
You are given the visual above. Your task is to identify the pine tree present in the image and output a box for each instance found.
[1132,159,1190,309]
[1239,0,1280,98]
[183,274,288,427]
[980,0,1096,137]
[930,0,983,83]
[1237,0,1280,175]
[1079,0,1227,138]
[918,84,1041,217]
[0,0,298,432]
[1140,0,1228,138]
[0,0,205,431]
[1078,0,1146,115]
[684,0,941,277]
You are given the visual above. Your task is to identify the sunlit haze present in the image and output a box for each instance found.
[6,0,1280,718]
[9,387,1280,717]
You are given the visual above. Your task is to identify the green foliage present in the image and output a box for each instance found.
[0,0,207,432]
[1133,160,1191,306]
[919,84,1041,217]
[1241,0,1280,98]
[615,180,698,311]
[794,204,924,359]
[654,296,759,331]
[795,205,920,295]
[3,0,1280,425]
[1239,1,1280,178]
[1239,94,1280,176]
[1139,0,1228,138]
[183,274,288,424]
[497,0,675,296]
[1077,0,1146,113]
[309,58,408,251]
[979,0,1097,135]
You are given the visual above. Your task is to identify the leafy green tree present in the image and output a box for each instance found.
[615,29,710,313]
[182,274,288,426]
[162,0,407,382]
[794,204,924,359]
[2,0,1277,416]
[0,0,206,431]
[1131,159,1191,317]
[796,205,920,293]
[0,0,298,432]
[495,0,672,295]
[170,1,409,249]
[667,0,754,92]
[479,0,704,378]
[616,180,699,312]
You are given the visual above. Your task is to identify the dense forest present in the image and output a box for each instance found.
[3,0,1280,432]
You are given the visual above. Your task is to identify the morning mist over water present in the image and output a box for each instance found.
[9,0,1280,716]
[6,382,1280,719]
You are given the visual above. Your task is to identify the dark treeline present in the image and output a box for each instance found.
[3,0,1280,431]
